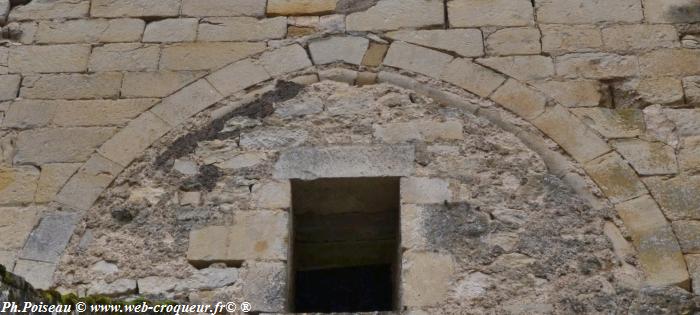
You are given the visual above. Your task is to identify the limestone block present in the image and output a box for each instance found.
[0,166,38,205]
[0,75,19,101]
[319,14,345,32]
[88,43,159,72]
[99,112,172,167]
[240,128,308,150]
[387,29,484,57]
[259,44,312,77]
[401,177,451,204]
[448,0,534,27]
[179,191,200,206]
[643,0,700,23]
[401,204,427,250]
[198,17,287,42]
[441,58,506,97]
[151,80,223,127]
[35,163,81,203]
[602,25,679,51]
[87,279,137,297]
[187,211,289,263]
[9,44,90,73]
[636,77,685,105]
[0,250,16,270]
[55,154,123,211]
[486,27,541,56]
[491,79,546,121]
[206,59,270,96]
[571,107,643,138]
[8,22,37,45]
[143,18,197,43]
[0,207,38,250]
[309,36,369,65]
[556,53,638,79]
[533,80,604,108]
[273,145,415,180]
[122,71,205,98]
[603,221,636,263]
[644,176,700,220]
[615,195,690,288]
[181,0,266,17]
[19,212,79,263]
[536,0,643,24]
[612,139,678,175]
[672,221,700,254]
[583,152,647,204]
[373,121,464,143]
[274,97,323,118]
[9,0,88,21]
[541,24,602,55]
[687,255,700,293]
[362,42,389,67]
[346,0,443,31]
[318,68,357,84]
[267,0,336,15]
[683,76,700,105]
[241,261,287,313]
[20,73,123,100]
[14,128,116,164]
[91,0,180,17]
[252,180,291,209]
[533,105,611,163]
[13,259,56,290]
[52,99,157,127]
[35,19,144,44]
[679,136,700,173]
[477,56,554,81]
[402,251,455,307]
[384,41,453,78]
[160,42,266,71]
[640,49,700,76]
[0,0,8,24]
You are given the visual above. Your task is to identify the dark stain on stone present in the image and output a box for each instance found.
[335,0,380,14]
[180,164,222,192]
[667,4,700,23]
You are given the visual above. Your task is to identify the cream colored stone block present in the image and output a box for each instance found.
[0,207,38,250]
[686,254,700,293]
[401,177,451,204]
[99,112,172,167]
[491,79,546,121]
[541,24,602,55]
[583,152,647,204]
[441,58,506,97]
[602,25,679,51]
[536,0,643,24]
[0,166,39,205]
[384,41,453,78]
[206,59,271,96]
[198,17,287,42]
[477,55,554,81]
[89,43,159,72]
[571,107,643,138]
[448,0,534,27]
[143,18,198,43]
[20,73,123,100]
[9,0,88,21]
[402,251,455,307]
[259,44,313,77]
[52,99,157,127]
[14,128,116,164]
[644,176,700,220]
[679,136,700,173]
[122,71,205,98]
[91,0,179,17]
[672,221,700,254]
[486,27,541,56]
[347,0,443,31]
[0,75,19,101]
[533,80,604,108]
[181,0,266,17]
[252,180,291,209]
[35,19,144,44]
[9,44,90,73]
[640,49,700,76]
[556,53,639,79]
[160,42,266,71]
[13,259,56,290]
[35,163,81,203]
[267,0,336,15]
[309,36,369,65]
[387,29,484,57]
[55,154,124,211]
[612,139,678,176]
[150,79,223,127]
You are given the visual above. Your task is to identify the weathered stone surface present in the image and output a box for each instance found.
[0,207,38,250]
[160,42,266,71]
[0,0,7,24]
[635,77,685,106]
[99,112,172,167]
[541,24,603,55]
[274,145,415,180]
[309,36,369,65]
[441,58,506,97]
[89,43,159,72]
[346,0,443,31]
[672,221,700,254]
[0,166,39,205]
[181,0,266,17]
[448,0,534,27]
[207,59,270,96]
[13,259,56,290]
[91,0,179,17]
[138,267,238,296]
[318,68,357,84]
[615,195,690,288]
[644,176,700,220]
[387,29,484,57]
[374,121,464,143]
[687,254,700,293]
[556,53,638,79]
[267,0,336,15]
[401,177,451,204]
[122,71,205,98]
[683,76,700,105]
[491,79,546,121]
[14,128,115,164]
[252,180,291,209]
[259,44,312,77]
[9,44,90,73]
[143,18,197,43]
[571,107,643,138]
[362,42,389,67]
[402,251,455,307]
[198,17,287,41]
[239,128,308,150]
[241,261,286,313]
[679,136,700,173]
[55,154,123,211]
[35,163,81,203]
[384,41,453,78]
[35,18,145,44]
[0,250,16,270]
[52,99,157,127]
[486,27,541,56]
[612,139,678,175]
[9,0,88,21]
[532,105,611,163]
[87,279,137,297]
[151,80,223,127]
[643,0,700,23]
[20,73,123,100]
[640,49,700,76]
[19,212,79,263]
[274,97,323,118]
[187,211,288,263]
[536,0,643,24]
[477,55,554,81]
[533,80,604,108]
[0,75,19,101]
[602,25,678,51]
[583,152,646,204]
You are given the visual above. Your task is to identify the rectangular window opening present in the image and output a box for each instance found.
[290,177,400,313]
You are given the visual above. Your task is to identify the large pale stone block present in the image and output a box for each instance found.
[583,152,647,204]
[91,0,180,17]
[35,19,144,44]
[644,176,700,220]
[0,75,19,101]
[20,73,123,100]
[532,105,611,163]
[35,163,82,203]
[402,251,455,307]
[534,80,604,108]
[683,76,700,106]
[491,79,546,121]
[89,43,159,72]
[143,18,198,43]
[19,212,79,264]
[9,0,88,21]
[206,59,270,96]
[477,56,554,81]
[0,166,39,205]
[267,0,336,15]
[9,44,90,73]
[612,140,678,175]
[374,121,464,143]
[635,77,685,106]
[556,53,639,79]
[448,0,534,27]
[615,195,690,288]
[252,181,291,209]
[384,41,453,78]
[640,49,700,76]
[541,24,602,55]
[309,36,369,65]
[362,42,389,67]
[0,207,38,250]
[122,71,205,98]
[274,145,415,180]
[259,44,312,77]
[602,25,679,51]
[160,42,266,71]
[441,58,505,97]
[570,107,643,138]
[13,259,56,290]
[52,99,157,127]
[240,261,287,313]
[486,27,541,56]
[347,0,443,31]
[181,0,266,17]
[99,112,172,167]
[679,136,700,173]
[401,177,451,204]
[536,0,643,24]
[150,79,223,126]
[387,29,484,58]
[14,128,116,164]
[672,221,700,254]
[55,154,123,211]
[198,17,287,42]
[643,0,700,23]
